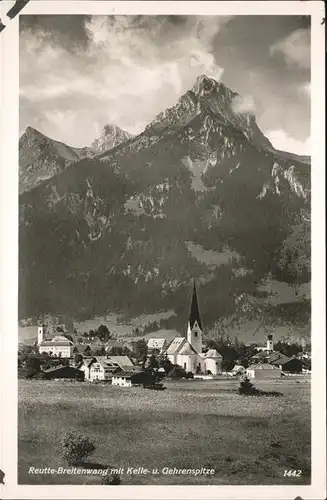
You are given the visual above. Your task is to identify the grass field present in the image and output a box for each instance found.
[18,377,311,485]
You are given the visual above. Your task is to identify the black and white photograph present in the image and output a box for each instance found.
[0,1,326,499]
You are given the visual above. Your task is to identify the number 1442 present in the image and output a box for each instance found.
[284,470,302,477]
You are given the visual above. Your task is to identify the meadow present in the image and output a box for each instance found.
[18,377,311,485]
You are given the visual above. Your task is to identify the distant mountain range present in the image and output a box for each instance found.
[19,75,310,340]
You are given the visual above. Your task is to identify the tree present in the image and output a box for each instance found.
[74,353,83,365]
[134,339,148,367]
[96,324,112,342]
[238,377,258,395]
[222,359,236,372]
[84,345,92,356]
[56,326,64,332]
[18,345,36,367]
[61,432,96,465]
[93,347,106,356]
[274,341,302,357]
[20,355,42,378]
[147,354,159,370]
[26,355,42,373]
[167,365,187,379]
[275,215,310,293]
[158,353,173,374]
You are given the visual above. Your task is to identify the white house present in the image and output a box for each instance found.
[165,282,222,375]
[38,327,74,358]
[112,373,134,387]
[231,364,246,376]
[147,338,166,354]
[79,355,136,381]
[246,363,282,380]
[112,369,146,387]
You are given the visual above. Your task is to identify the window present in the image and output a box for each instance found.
[184,363,187,369]
[194,332,198,338]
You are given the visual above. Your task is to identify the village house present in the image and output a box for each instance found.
[268,352,304,373]
[147,338,167,355]
[112,369,149,387]
[42,365,84,380]
[246,363,282,380]
[231,364,246,377]
[37,326,74,358]
[165,282,222,375]
[251,338,304,373]
[79,355,137,381]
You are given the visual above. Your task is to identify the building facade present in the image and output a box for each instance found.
[79,355,138,381]
[166,282,222,375]
[246,363,282,379]
[38,334,75,358]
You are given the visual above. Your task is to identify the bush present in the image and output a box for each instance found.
[185,372,194,379]
[238,377,283,397]
[61,432,96,465]
[238,377,259,395]
[101,473,121,485]
[167,365,192,379]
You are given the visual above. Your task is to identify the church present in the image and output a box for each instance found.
[165,282,222,375]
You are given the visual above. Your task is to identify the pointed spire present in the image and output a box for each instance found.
[189,280,203,330]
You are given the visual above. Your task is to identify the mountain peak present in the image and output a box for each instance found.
[91,124,133,153]
[23,126,45,140]
[145,74,272,150]
[192,75,235,100]
[192,74,218,94]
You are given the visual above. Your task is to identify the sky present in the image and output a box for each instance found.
[19,15,311,154]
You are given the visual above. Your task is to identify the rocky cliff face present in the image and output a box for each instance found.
[19,127,97,193]
[19,123,132,193]
[91,124,133,152]
[19,76,310,336]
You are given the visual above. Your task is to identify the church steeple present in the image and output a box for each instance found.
[189,280,203,330]
[187,280,203,354]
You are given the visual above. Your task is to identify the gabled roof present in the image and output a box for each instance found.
[147,338,166,349]
[178,341,198,356]
[189,281,203,330]
[52,335,74,343]
[204,349,222,358]
[39,340,74,347]
[113,370,147,378]
[107,355,134,367]
[252,350,270,359]
[232,364,246,372]
[166,337,186,355]
[120,365,142,373]
[268,352,291,365]
[88,355,134,370]
[42,365,82,374]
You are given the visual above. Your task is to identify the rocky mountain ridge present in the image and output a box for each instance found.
[19,75,310,338]
[19,123,133,193]
[19,126,97,193]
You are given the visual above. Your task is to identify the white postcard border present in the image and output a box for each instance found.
[0,1,325,499]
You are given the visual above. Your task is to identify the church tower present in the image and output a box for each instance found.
[37,325,46,345]
[187,281,203,354]
[266,333,274,353]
